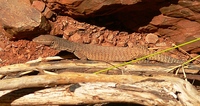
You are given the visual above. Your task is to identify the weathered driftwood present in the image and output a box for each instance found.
[0,58,199,75]
[0,72,199,106]
[0,57,199,105]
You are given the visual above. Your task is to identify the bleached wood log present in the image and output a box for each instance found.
[0,72,199,106]
[0,59,199,75]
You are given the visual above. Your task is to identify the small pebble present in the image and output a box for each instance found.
[145,33,158,43]
[69,33,82,42]
[156,42,167,47]
[32,1,46,12]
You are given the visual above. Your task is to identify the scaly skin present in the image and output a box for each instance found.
[33,35,184,63]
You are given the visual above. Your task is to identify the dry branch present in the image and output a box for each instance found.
[0,57,200,105]
[0,59,199,75]
[0,72,199,105]
[0,72,153,90]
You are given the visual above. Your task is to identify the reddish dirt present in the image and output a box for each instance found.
[0,33,58,67]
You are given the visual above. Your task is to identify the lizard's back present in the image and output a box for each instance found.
[76,44,183,63]
[76,44,144,61]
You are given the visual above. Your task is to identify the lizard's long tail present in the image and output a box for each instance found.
[148,53,184,63]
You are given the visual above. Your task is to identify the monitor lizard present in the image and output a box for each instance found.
[33,35,184,63]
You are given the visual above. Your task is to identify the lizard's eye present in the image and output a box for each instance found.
[50,41,54,46]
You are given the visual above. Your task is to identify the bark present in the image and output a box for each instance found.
[0,72,199,106]
[0,57,199,105]
[0,58,199,75]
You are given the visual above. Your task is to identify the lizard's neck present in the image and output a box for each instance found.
[52,38,80,53]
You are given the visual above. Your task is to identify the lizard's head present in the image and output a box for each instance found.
[33,35,55,46]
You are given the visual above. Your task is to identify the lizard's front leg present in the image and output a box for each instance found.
[74,51,88,60]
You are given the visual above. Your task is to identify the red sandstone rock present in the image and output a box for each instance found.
[0,0,50,39]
